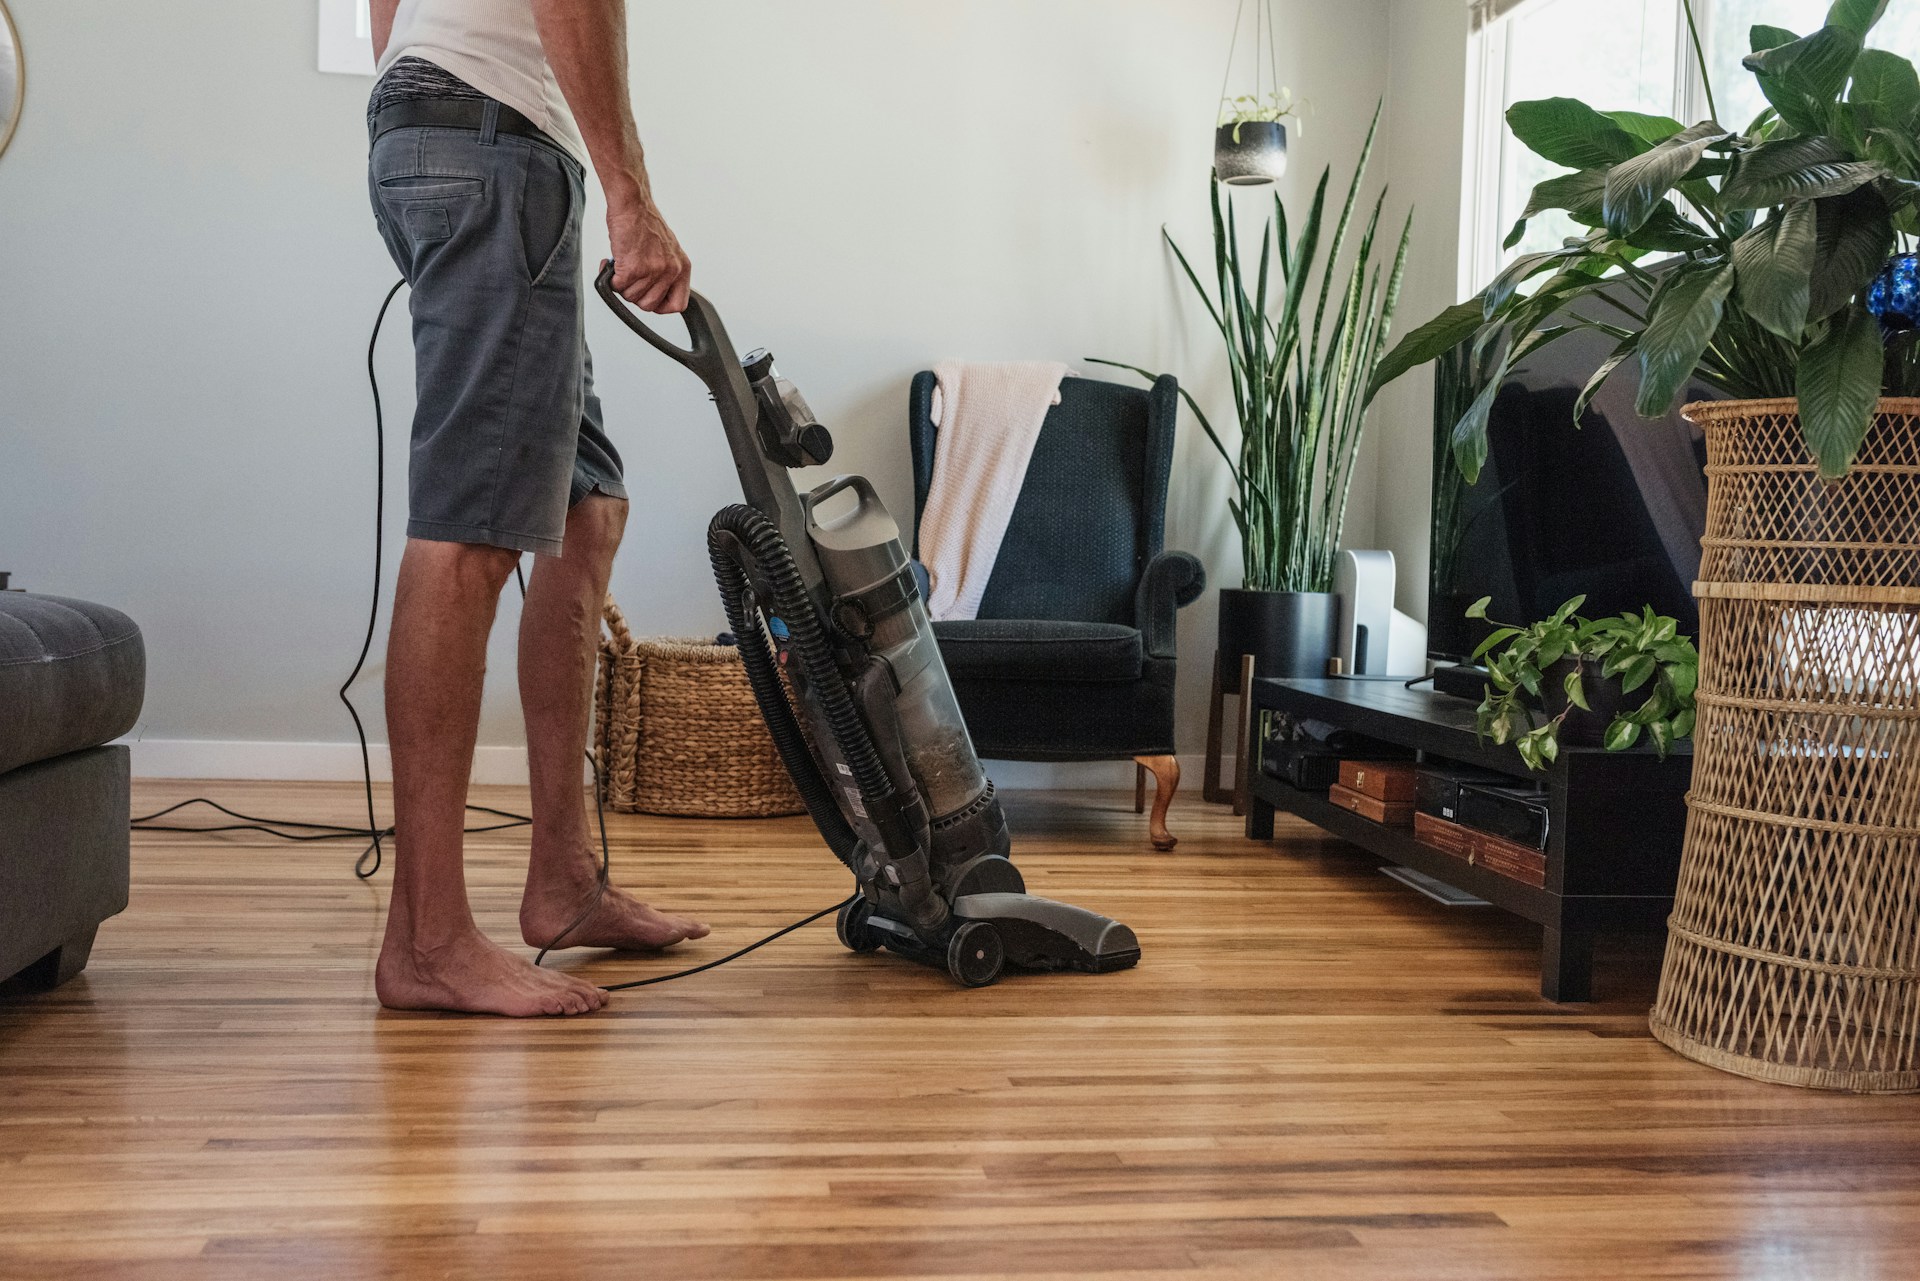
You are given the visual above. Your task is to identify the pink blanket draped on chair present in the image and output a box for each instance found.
[918,361,1073,621]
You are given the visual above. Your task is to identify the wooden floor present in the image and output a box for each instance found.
[3,783,1917,1280]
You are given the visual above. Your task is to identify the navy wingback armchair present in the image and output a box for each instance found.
[909,372,1205,850]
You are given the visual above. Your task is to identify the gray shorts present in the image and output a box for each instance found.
[369,112,625,557]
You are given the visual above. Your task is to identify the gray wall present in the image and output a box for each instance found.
[1374,0,1472,623]
[0,0,1404,781]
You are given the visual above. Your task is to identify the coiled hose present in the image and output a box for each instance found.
[706,505,946,931]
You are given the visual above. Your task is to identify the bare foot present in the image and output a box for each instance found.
[521,853,712,953]
[376,928,609,1016]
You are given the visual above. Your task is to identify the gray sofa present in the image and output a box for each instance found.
[1,593,145,990]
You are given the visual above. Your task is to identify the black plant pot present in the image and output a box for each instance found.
[1539,657,1628,747]
[1214,121,1288,185]
[1216,588,1337,692]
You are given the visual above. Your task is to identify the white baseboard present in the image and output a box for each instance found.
[121,738,1228,792]
[121,739,530,786]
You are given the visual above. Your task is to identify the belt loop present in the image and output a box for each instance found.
[479,100,500,146]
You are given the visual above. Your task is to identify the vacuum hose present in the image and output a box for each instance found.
[706,505,949,934]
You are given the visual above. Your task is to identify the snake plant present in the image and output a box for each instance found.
[1096,103,1412,593]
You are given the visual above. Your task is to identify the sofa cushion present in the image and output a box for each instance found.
[0,594,147,775]
[933,619,1143,684]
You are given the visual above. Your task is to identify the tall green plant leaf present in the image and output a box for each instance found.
[1369,299,1486,399]
[1604,123,1732,235]
[1625,204,1717,252]
[1605,111,1687,146]
[1826,0,1890,38]
[1796,304,1886,478]
[1721,135,1881,206]
[1635,262,1736,417]
[1849,49,1920,130]
[1808,184,1896,318]
[1451,353,1509,484]
[1483,246,1587,318]
[1505,98,1646,170]
[1504,170,1608,248]
[1575,334,1640,422]
[1731,201,1818,339]
[1745,25,1866,134]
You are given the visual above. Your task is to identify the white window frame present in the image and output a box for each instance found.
[1459,0,1717,297]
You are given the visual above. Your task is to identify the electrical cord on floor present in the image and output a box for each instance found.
[132,276,848,993]
[593,895,858,991]
[515,525,855,992]
[132,279,535,869]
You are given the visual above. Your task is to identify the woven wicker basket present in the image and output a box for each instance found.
[593,597,806,818]
[1649,398,1920,1093]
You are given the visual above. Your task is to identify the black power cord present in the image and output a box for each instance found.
[132,278,533,863]
[131,278,846,994]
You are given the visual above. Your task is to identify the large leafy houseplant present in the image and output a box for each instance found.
[1374,0,1920,481]
[1098,105,1412,592]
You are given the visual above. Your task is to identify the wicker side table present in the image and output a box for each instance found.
[1649,399,1920,1092]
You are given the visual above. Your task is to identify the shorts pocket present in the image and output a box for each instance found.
[378,174,485,201]
[520,151,580,287]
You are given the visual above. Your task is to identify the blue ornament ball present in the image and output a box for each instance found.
[1868,254,1920,332]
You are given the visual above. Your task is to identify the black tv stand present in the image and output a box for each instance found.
[1244,678,1691,1001]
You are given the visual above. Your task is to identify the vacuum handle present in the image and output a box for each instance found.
[805,474,883,520]
[593,260,724,378]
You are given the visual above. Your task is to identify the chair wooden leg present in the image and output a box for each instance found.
[1134,755,1180,851]
[1203,650,1230,804]
[1232,653,1255,817]
[1134,761,1147,814]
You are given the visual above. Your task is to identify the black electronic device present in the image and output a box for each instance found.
[1414,764,1511,823]
[1259,709,1409,790]
[1262,741,1345,791]
[1455,780,1552,851]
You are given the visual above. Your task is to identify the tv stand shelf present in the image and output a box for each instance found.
[1244,678,1691,1001]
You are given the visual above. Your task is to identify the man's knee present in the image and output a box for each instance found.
[405,537,522,591]
[568,494,628,556]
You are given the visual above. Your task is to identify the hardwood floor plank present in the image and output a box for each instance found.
[1,781,1914,1279]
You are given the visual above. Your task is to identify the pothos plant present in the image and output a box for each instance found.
[1220,88,1306,139]
[1372,0,1920,482]
[1469,595,1700,771]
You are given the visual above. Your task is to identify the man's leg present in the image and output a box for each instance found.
[518,495,711,951]
[375,538,610,1016]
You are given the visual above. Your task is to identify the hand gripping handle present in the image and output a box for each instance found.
[593,260,727,381]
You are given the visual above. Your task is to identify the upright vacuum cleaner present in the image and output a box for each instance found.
[595,266,1139,987]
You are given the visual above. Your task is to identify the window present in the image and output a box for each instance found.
[1700,0,1920,128]
[1461,0,1920,294]
[318,0,374,77]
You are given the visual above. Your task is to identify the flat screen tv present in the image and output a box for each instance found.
[1427,272,1714,664]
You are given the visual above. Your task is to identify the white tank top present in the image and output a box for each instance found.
[378,0,588,168]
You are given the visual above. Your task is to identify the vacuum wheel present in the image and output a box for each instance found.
[946,920,1005,988]
[836,898,883,953]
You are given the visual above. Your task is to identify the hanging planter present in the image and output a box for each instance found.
[1208,0,1300,188]
[1215,120,1288,186]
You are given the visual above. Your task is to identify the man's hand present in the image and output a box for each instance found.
[606,199,692,314]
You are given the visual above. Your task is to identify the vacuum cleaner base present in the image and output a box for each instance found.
[838,893,1141,987]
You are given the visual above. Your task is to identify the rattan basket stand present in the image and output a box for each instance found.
[1648,398,1920,1092]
